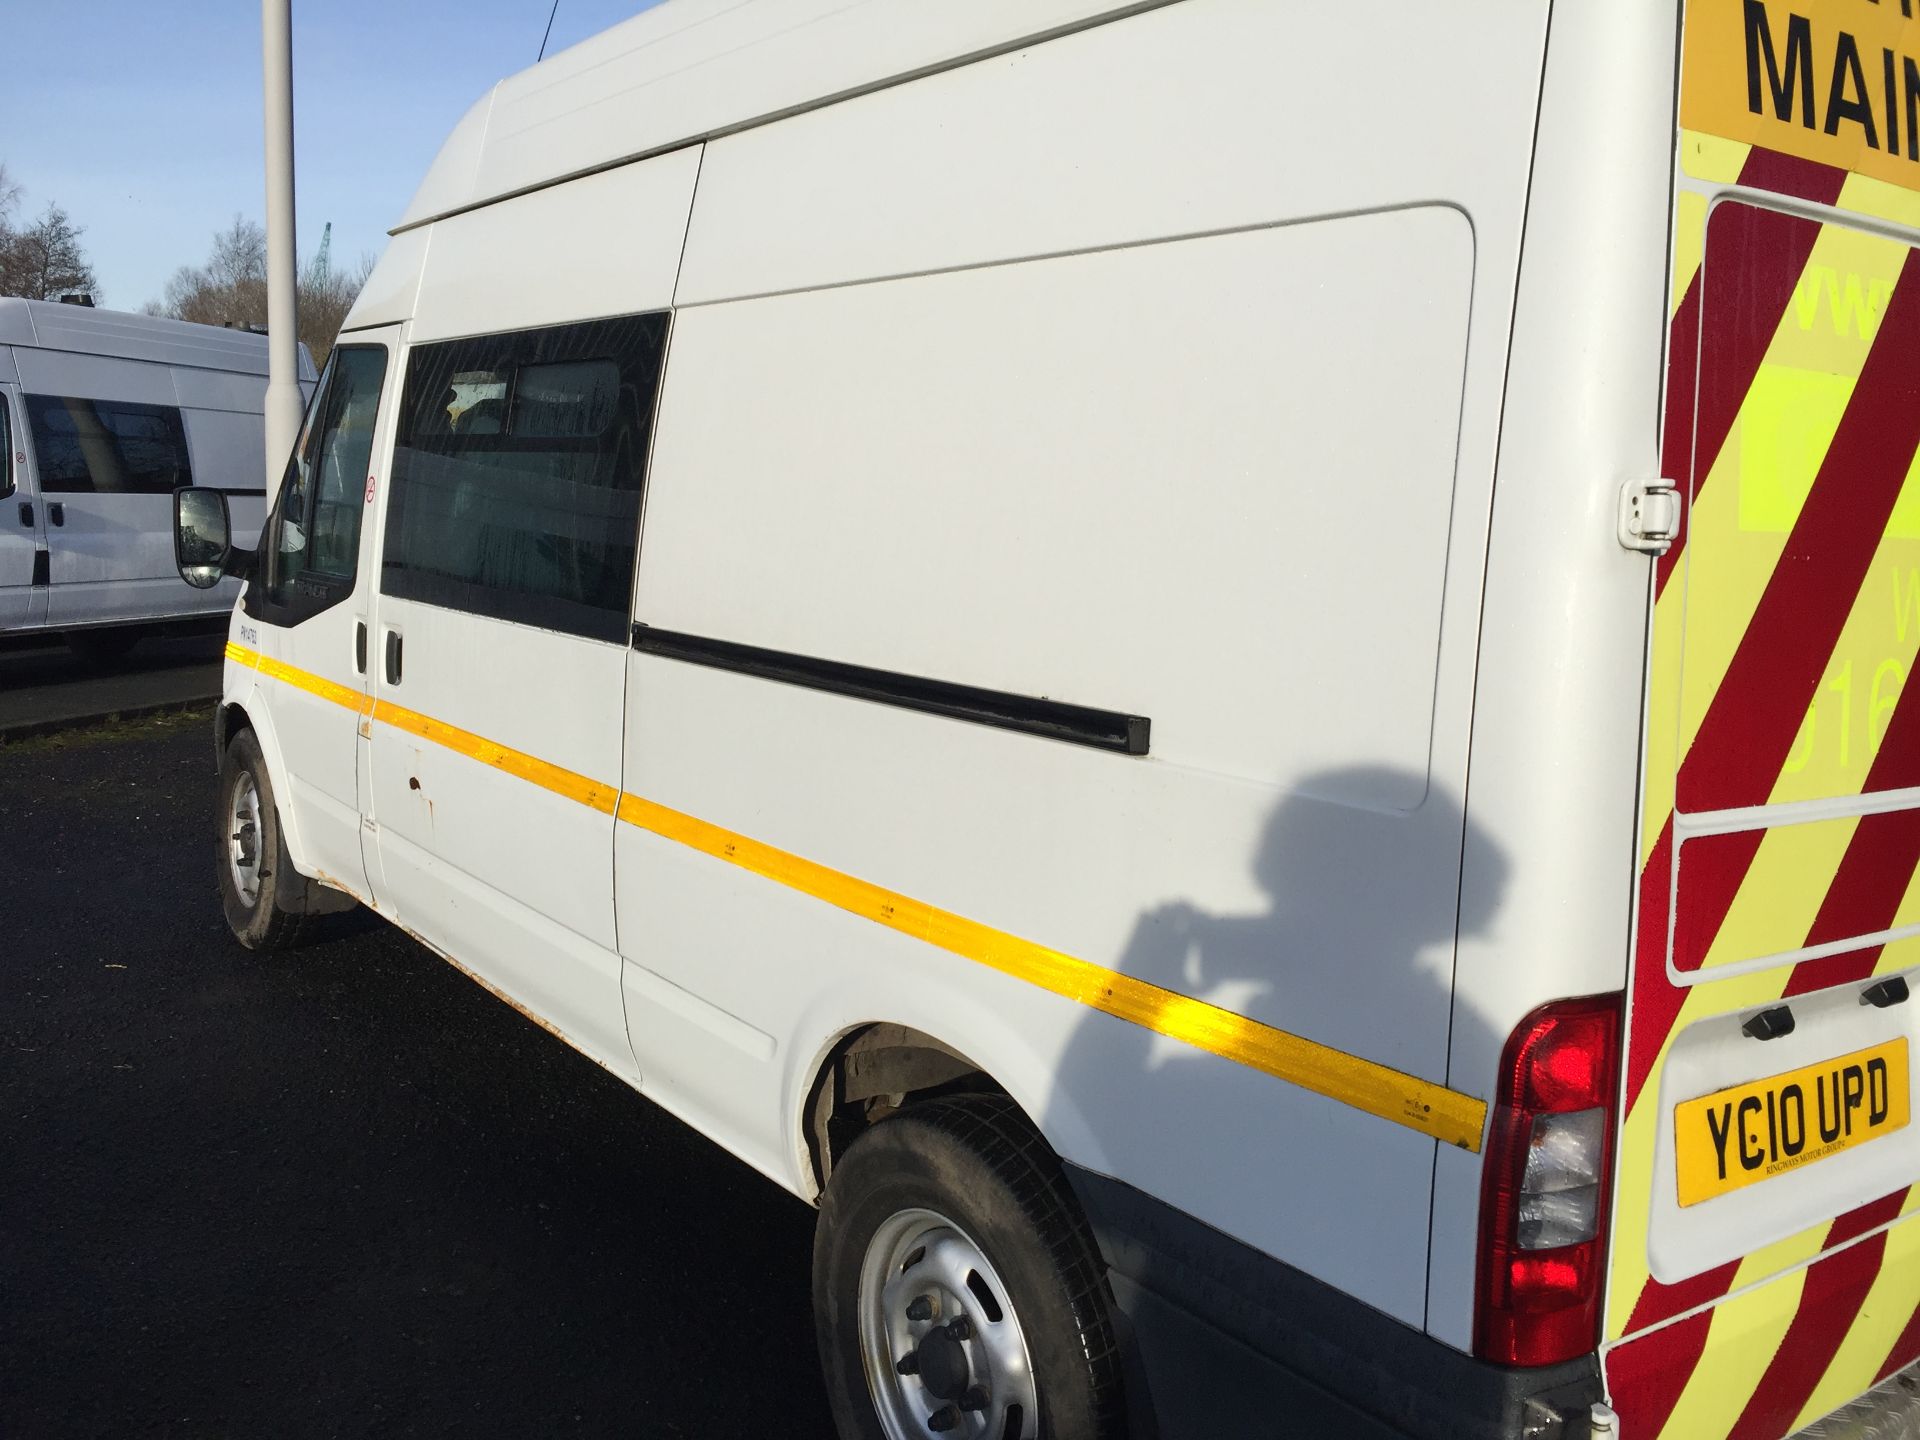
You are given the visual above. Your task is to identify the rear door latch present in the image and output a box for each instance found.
[1619,477,1682,555]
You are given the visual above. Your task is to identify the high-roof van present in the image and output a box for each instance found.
[172,1,1920,1435]
[0,298,313,659]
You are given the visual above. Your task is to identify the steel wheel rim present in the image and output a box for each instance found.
[856,1206,1038,1440]
[228,772,263,909]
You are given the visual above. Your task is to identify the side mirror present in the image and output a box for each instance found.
[174,487,235,589]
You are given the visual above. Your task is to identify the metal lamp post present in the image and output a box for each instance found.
[261,0,302,494]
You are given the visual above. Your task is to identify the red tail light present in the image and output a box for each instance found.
[1474,992,1624,1367]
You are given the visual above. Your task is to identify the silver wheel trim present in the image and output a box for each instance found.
[228,772,263,909]
[857,1206,1039,1440]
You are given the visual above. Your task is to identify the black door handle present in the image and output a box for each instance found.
[355,621,367,676]
[47,503,63,527]
[17,501,31,527]
[383,630,402,686]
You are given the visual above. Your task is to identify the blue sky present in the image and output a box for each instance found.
[0,1,664,310]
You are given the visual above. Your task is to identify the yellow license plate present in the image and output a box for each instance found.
[1675,1037,1910,1207]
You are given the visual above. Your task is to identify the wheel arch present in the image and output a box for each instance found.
[213,689,314,878]
[794,1015,1109,1199]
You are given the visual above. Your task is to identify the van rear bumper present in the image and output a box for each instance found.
[1063,1166,1602,1440]
[1791,1360,1920,1439]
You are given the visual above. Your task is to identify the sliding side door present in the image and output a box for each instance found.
[363,313,670,1071]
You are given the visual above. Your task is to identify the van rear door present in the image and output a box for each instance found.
[1605,3,1920,1435]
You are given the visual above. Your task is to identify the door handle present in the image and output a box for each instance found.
[47,503,63,527]
[17,501,31,527]
[355,621,367,676]
[383,629,402,686]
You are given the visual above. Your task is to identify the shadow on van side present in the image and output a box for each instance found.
[1039,767,1561,1439]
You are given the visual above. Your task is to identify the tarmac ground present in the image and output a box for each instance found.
[0,709,831,1437]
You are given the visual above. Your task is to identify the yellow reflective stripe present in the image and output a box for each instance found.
[227,640,371,714]
[618,792,1487,1150]
[227,644,1488,1151]
[369,697,621,817]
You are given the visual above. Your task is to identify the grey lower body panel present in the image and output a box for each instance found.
[1064,1165,1602,1440]
[1793,1361,1920,1440]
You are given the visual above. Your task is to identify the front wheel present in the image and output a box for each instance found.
[813,1095,1129,1440]
[216,729,311,951]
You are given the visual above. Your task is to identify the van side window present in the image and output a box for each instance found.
[23,395,193,494]
[255,345,389,622]
[0,395,12,500]
[381,312,668,644]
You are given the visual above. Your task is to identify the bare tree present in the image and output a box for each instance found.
[297,251,376,369]
[0,203,99,303]
[0,163,22,233]
[156,215,369,366]
[159,215,266,327]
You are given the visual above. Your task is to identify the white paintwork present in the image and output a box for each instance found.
[1425,1,1679,1349]
[643,210,1472,801]
[393,0,1166,231]
[0,386,40,630]
[262,327,404,907]
[342,228,431,334]
[633,0,1545,1326]
[361,599,636,1074]
[238,0,1734,1386]
[0,298,314,638]
[409,146,701,343]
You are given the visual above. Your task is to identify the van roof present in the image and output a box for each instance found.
[0,298,318,381]
[396,0,1150,232]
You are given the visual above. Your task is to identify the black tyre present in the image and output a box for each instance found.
[65,627,141,665]
[215,728,311,951]
[814,1094,1128,1440]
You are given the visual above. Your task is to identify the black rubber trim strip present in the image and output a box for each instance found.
[632,624,1150,756]
[210,488,268,498]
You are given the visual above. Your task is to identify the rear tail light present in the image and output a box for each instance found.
[1474,992,1624,1367]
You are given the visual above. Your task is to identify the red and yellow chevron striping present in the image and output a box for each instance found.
[1607,129,1920,1439]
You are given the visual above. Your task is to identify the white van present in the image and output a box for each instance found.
[0,297,313,659]
[173,2,1920,1436]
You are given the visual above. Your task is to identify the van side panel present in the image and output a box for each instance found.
[617,0,1550,1327]
[643,211,1470,800]
[673,0,1546,308]
[408,147,701,344]
[399,0,1165,228]
[14,349,259,627]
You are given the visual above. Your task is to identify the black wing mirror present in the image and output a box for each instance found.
[174,487,245,589]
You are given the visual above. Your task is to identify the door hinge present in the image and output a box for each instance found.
[1619,477,1682,555]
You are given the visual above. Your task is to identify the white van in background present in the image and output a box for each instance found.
[0,297,313,660]
[172,1,1920,1437]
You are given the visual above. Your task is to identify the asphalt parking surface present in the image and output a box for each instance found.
[0,710,831,1438]
[0,633,226,739]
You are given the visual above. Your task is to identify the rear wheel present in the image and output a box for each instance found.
[216,729,311,951]
[813,1094,1128,1440]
